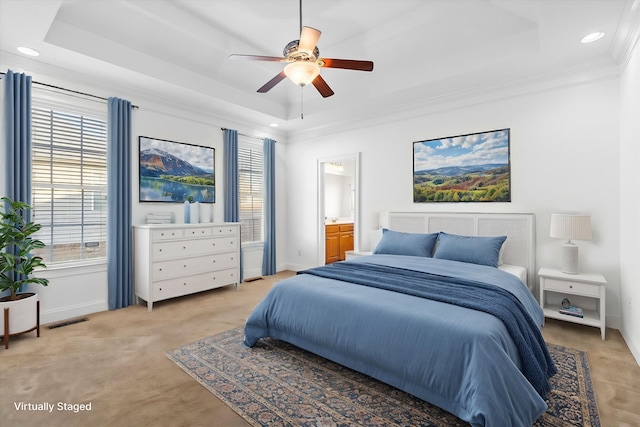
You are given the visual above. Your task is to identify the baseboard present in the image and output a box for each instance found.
[621,328,640,367]
[243,268,263,281]
[41,300,108,326]
[284,263,314,272]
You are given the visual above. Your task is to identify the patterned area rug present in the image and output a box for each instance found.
[166,327,600,427]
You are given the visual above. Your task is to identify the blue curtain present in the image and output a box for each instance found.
[3,70,32,289]
[262,138,276,275]
[3,70,32,207]
[107,97,132,310]
[223,129,239,221]
[223,129,242,281]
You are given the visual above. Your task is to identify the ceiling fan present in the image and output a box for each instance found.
[228,0,374,99]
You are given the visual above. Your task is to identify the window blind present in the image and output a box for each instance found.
[238,137,264,243]
[31,105,108,263]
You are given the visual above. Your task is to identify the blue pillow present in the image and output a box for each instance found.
[433,232,507,267]
[373,229,438,257]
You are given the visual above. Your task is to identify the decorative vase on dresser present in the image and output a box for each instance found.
[133,223,240,311]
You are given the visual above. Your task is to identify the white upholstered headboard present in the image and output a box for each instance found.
[387,212,535,290]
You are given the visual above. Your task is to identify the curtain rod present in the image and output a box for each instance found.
[220,128,276,143]
[0,72,139,109]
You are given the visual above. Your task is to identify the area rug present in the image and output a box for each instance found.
[166,327,600,427]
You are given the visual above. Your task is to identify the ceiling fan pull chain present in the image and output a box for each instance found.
[301,86,304,119]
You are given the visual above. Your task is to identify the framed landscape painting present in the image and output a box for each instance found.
[413,129,510,203]
[139,136,215,203]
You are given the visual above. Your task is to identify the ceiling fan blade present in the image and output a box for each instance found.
[312,75,334,98]
[320,58,374,72]
[257,71,287,93]
[299,26,321,54]
[229,54,285,62]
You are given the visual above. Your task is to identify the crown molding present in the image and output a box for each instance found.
[611,0,640,69]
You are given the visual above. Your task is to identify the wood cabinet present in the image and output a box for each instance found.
[325,223,354,264]
[133,223,240,311]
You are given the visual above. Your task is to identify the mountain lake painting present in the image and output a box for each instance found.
[413,129,510,203]
[139,136,215,203]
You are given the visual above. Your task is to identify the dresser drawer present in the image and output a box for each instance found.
[152,228,183,241]
[212,226,238,236]
[152,268,239,302]
[152,252,238,280]
[184,227,212,238]
[544,278,600,297]
[152,237,238,260]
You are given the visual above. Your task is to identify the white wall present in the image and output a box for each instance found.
[619,38,640,364]
[286,77,623,329]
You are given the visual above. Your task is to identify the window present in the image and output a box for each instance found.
[238,137,264,243]
[31,96,108,264]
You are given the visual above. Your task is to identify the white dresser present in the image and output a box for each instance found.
[133,223,241,311]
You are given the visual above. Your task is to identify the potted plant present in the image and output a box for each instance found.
[0,196,48,349]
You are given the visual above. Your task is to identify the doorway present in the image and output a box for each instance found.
[317,153,361,266]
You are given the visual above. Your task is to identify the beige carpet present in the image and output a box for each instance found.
[1,271,639,426]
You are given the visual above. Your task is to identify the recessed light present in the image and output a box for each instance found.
[17,46,40,56]
[269,123,279,128]
[581,32,605,44]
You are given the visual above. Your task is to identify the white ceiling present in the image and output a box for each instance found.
[1,0,638,139]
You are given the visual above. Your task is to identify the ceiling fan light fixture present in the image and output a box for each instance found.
[284,61,320,86]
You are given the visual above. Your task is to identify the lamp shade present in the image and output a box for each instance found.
[284,61,320,86]
[550,214,592,241]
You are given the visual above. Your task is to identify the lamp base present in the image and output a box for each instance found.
[561,242,579,274]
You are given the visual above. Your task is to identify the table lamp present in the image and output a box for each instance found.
[550,214,592,274]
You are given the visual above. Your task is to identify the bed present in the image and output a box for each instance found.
[244,212,555,427]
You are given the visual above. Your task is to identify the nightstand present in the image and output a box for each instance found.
[538,267,606,340]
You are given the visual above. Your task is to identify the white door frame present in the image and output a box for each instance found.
[317,152,361,266]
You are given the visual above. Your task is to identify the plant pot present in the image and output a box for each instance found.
[0,292,40,349]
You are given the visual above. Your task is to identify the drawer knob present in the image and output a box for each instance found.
[570,285,573,289]
[159,268,162,271]
[183,246,186,249]
[159,249,162,252]
[184,265,187,268]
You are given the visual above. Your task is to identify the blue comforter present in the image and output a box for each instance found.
[245,255,552,427]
